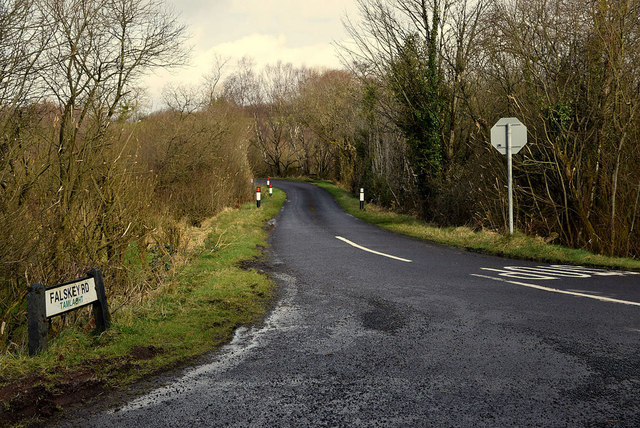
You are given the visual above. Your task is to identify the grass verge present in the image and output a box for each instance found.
[308,179,640,271]
[0,189,286,426]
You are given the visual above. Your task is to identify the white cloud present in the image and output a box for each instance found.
[142,33,344,110]
[211,33,341,69]
[140,0,360,109]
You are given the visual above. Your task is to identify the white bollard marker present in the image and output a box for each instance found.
[267,177,270,186]
[360,188,364,210]
[269,184,273,196]
[256,187,261,208]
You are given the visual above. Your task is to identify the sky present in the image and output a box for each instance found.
[141,0,360,110]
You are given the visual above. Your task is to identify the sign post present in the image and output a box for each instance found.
[256,187,261,208]
[360,188,365,210]
[88,268,110,332]
[269,184,273,197]
[490,117,527,235]
[28,268,110,355]
[27,283,47,355]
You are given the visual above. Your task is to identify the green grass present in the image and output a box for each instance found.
[308,179,640,271]
[0,189,286,390]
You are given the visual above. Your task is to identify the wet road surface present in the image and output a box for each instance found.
[61,180,640,426]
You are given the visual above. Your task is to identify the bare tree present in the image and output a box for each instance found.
[235,62,307,176]
[8,0,183,279]
[163,83,202,115]
[203,54,230,106]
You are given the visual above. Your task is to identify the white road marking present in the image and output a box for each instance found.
[470,274,640,307]
[566,289,604,295]
[481,267,556,280]
[477,264,640,281]
[551,265,640,276]
[503,266,591,278]
[335,236,412,263]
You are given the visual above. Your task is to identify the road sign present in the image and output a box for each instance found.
[491,117,527,155]
[28,269,110,355]
[45,277,98,318]
[490,117,528,235]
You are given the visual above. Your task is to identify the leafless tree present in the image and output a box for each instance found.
[0,0,190,350]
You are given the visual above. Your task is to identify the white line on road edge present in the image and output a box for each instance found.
[470,274,640,307]
[335,236,412,263]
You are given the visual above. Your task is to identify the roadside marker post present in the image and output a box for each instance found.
[490,117,527,235]
[27,268,110,356]
[360,188,365,210]
[256,187,261,208]
[267,177,270,186]
[269,184,273,197]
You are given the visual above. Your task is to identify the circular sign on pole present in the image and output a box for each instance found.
[491,117,527,155]
[490,117,528,235]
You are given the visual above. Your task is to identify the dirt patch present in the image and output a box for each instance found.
[0,351,164,427]
[130,345,162,361]
[237,258,271,273]
[0,374,46,425]
[261,219,277,232]
[0,369,104,427]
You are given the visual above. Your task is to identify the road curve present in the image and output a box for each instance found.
[61,180,640,427]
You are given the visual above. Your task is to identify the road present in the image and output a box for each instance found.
[62,180,640,426]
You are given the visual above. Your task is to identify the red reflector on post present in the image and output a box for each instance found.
[257,187,261,192]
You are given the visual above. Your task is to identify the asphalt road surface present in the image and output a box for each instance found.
[62,180,640,427]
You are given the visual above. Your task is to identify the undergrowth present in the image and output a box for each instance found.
[0,189,285,391]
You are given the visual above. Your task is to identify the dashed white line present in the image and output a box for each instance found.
[335,236,412,263]
[470,274,640,307]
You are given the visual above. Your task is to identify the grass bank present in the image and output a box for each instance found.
[309,180,640,271]
[0,189,285,425]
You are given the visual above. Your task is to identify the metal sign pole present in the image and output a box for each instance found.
[491,117,526,236]
[507,123,513,235]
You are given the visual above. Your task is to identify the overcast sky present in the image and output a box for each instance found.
[142,0,360,109]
